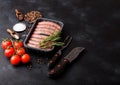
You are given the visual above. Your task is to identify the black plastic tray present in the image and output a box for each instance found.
[24,18,64,52]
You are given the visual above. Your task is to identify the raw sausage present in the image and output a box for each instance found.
[36,24,60,32]
[38,21,61,30]
[27,43,39,48]
[31,34,48,39]
[33,31,51,36]
[35,28,54,35]
[30,37,42,42]
[28,40,40,45]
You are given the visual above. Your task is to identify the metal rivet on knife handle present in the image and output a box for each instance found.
[48,53,60,69]
[48,58,69,77]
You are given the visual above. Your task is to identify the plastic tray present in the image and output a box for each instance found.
[24,18,64,52]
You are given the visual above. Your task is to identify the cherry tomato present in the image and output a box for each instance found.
[10,55,21,65]
[13,40,23,49]
[16,47,25,56]
[4,47,15,58]
[21,54,30,63]
[1,39,12,50]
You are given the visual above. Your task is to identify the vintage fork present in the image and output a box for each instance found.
[48,36,72,69]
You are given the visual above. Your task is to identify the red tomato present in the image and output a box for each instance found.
[13,40,23,49]
[4,47,15,58]
[21,54,30,63]
[10,55,21,65]
[1,39,12,50]
[16,47,25,56]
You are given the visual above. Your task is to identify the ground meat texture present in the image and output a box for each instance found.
[36,24,60,32]
[38,21,61,30]
[30,37,43,42]
[31,34,48,39]
[33,31,50,36]
[28,40,40,45]
[27,43,39,48]
[35,28,54,35]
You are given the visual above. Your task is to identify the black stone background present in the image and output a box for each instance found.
[0,0,120,85]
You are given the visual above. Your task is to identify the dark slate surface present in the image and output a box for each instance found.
[0,0,120,85]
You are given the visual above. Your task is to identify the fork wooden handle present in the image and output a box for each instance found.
[48,53,61,69]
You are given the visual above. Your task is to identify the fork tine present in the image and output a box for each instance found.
[63,36,70,43]
[61,36,72,49]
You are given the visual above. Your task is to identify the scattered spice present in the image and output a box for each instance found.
[24,11,42,23]
[27,64,32,70]
[36,58,44,64]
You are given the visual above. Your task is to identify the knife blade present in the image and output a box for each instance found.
[64,47,85,62]
[48,47,85,77]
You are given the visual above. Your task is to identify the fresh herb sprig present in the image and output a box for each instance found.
[39,31,64,49]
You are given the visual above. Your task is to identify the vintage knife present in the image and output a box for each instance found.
[48,47,85,77]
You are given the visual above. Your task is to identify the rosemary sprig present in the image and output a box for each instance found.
[39,31,64,49]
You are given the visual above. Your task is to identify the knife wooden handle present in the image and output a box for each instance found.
[48,53,60,69]
[48,58,70,77]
